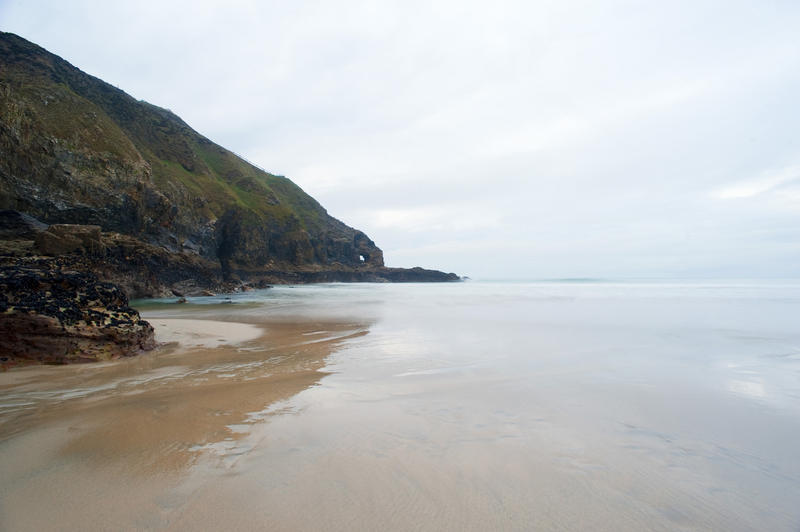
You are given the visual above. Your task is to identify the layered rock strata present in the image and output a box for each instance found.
[1,213,459,299]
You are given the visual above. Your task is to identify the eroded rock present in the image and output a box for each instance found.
[0,266,155,367]
[35,224,105,255]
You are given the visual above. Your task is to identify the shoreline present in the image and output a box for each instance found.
[0,309,362,530]
[147,318,265,349]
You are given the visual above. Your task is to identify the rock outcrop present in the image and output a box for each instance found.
[0,265,155,367]
[0,213,458,300]
[35,224,104,255]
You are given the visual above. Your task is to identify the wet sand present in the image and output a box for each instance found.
[2,283,799,531]
[0,310,369,531]
[148,319,264,349]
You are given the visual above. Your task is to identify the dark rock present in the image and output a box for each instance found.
[377,267,461,282]
[0,265,155,367]
[35,224,105,255]
[250,279,272,290]
[353,231,384,267]
[0,210,47,239]
[35,230,83,255]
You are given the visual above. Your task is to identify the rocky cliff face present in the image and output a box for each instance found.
[0,213,458,300]
[0,31,391,275]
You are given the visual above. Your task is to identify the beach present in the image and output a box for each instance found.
[1,281,799,530]
[0,309,368,530]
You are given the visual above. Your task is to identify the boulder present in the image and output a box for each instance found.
[34,224,105,255]
[0,266,155,367]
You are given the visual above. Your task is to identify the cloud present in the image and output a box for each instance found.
[355,205,502,233]
[713,165,800,200]
[3,0,800,277]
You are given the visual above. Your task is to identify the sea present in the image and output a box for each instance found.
[1,279,799,530]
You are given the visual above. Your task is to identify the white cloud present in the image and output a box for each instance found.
[359,205,501,233]
[713,165,800,200]
[2,0,800,278]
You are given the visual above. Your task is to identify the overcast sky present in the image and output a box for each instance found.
[2,0,799,278]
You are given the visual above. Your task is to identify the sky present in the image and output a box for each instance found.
[2,0,799,279]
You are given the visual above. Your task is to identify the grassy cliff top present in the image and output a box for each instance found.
[0,31,345,235]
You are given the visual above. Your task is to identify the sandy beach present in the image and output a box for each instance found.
[148,318,265,349]
[1,283,799,531]
[0,309,369,531]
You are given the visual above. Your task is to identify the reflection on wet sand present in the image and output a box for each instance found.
[0,312,369,530]
[2,282,800,531]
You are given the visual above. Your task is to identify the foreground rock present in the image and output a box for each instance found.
[0,265,155,367]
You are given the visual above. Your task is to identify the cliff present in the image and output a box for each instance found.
[0,32,458,290]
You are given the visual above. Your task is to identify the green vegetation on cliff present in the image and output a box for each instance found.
[0,31,384,274]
